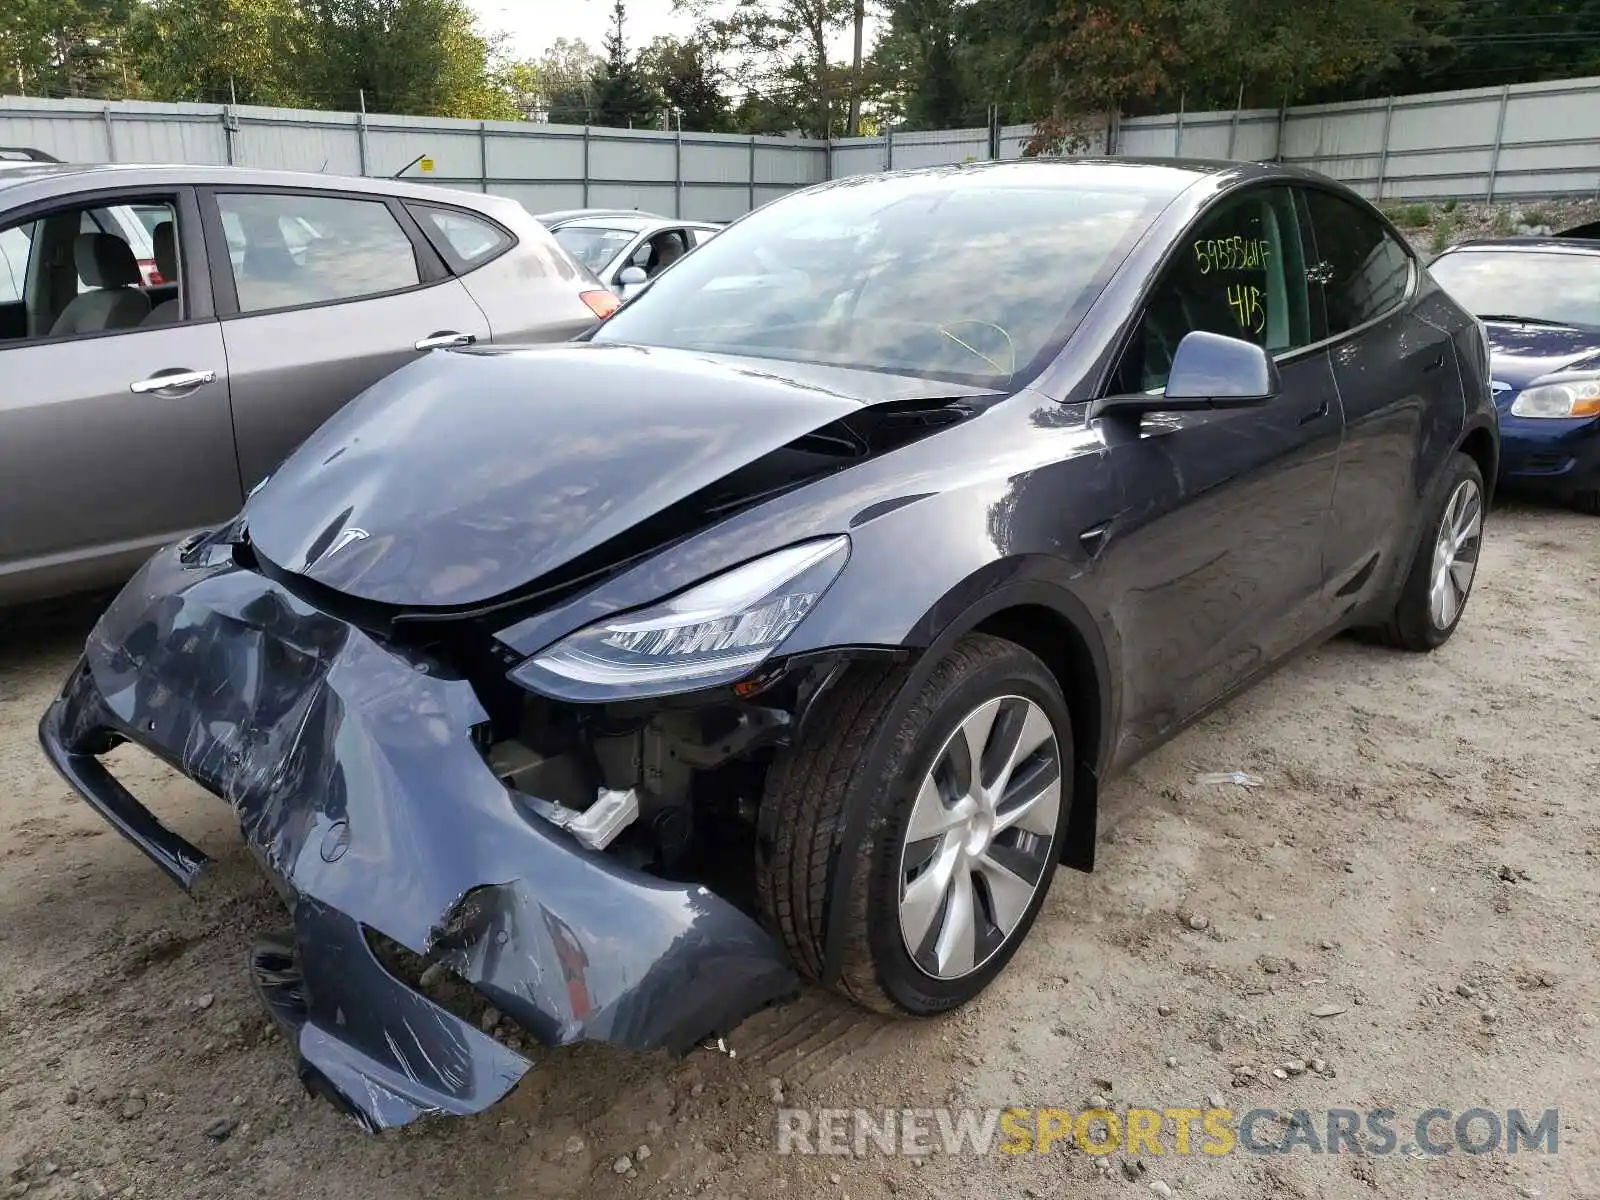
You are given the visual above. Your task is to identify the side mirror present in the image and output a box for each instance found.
[1091,330,1280,420]
[616,265,648,287]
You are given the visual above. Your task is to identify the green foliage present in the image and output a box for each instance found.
[128,0,304,105]
[1520,205,1555,226]
[1430,210,1458,253]
[1386,202,1434,229]
[593,1,663,128]
[641,36,732,131]
[1490,207,1517,236]
[1441,198,1458,214]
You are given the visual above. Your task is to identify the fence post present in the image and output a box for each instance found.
[674,127,683,217]
[479,121,488,192]
[581,126,591,206]
[885,129,894,170]
[1107,110,1119,156]
[1274,97,1287,162]
[988,104,1001,160]
[102,105,116,162]
[1376,95,1395,200]
[356,89,368,177]
[748,136,757,211]
[1174,93,1185,156]
[1486,84,1510,202]
[1226,81,1244,159]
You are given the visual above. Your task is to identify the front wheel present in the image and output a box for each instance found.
[756,634,1072,1015]
[1373,452,1485,651]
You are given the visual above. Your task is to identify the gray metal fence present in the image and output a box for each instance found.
[0,95,828,221]
[1113,75,1600,201]
[3,73,1599,216]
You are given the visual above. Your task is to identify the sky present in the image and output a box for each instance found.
[468,0,870,62]
[469,0,693,59]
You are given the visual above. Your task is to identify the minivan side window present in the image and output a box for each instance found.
[0,198,182,342]
[217,192,420,314]
[1112,187,1312,393]
[1302,189,1413,336]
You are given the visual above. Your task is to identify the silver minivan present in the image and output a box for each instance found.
[0,164,615,606]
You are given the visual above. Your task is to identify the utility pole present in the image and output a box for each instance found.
[846,0,866,137]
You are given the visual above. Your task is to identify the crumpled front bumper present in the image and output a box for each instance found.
[38,545,796,1130]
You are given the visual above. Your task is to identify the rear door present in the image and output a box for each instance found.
[0,186,239,604]
[1300,188,1451,597]
[201,186,491,490]
[1095,185,1343,764]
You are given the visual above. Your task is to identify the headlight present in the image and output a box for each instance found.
[1510,376,1600,418]
[510,536,850,701]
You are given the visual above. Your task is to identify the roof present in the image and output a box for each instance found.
[552,214,722,234]
[1434,236,1600,256]
[0,161,496,205]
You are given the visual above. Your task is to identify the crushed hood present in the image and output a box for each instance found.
[243,343,993,609]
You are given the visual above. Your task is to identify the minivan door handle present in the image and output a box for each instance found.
[129,368,216,395]
[415,331,476,351]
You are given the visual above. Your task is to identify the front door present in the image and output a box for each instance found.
[1093,185,1343,766]
[0,187,239,603]
[202,187,492,490]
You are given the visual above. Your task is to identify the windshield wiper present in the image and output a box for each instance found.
[1476,314,1578,328]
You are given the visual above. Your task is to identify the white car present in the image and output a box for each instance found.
[0,201,161,303]
[550,215,723,297]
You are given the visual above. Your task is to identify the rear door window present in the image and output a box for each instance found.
[216,192,420,314]
[1302,190,1413,336]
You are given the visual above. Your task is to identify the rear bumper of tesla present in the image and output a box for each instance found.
[36,544,797,1131]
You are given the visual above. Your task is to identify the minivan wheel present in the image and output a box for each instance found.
[1572,488,1600,516]
[757,634,1072,1015]
[1374,452,1485,651]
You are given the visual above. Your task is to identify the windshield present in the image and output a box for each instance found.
[591,169,1174,388]
[554,225,636,273]
[1430,250,1600,330]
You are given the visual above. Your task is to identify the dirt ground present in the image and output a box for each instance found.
[1,501,1597,1200]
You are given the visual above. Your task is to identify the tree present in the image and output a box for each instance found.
[591,1,661,127]
[129,0,304,105]
[295,0,516,118]
[684,0,854,137]
[3,0,140,99]
[536,38,603,123]
[640,35,730,131]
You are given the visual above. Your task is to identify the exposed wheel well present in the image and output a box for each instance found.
[972,604,1103,787]
[1459,427,1498,501]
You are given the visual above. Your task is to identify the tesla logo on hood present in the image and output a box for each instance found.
[307,526,370,567]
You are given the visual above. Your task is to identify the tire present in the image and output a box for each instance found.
[757,633,1072,1015]
[1571,488,1600,516]
[1372,452,1485,651]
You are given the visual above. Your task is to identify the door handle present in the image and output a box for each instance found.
[129,369,216,395]
[1298,398,1330,426]
[415,331,476,351]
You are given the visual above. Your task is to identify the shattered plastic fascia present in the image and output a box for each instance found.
[69,544,796,1128]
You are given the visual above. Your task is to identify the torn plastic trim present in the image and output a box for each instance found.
[37,545,798,1130]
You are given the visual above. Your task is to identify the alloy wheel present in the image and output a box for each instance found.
[898,695,1062,980]
[1429,478,1482,630]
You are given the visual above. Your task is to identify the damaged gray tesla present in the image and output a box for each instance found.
[40,159,1497,1131]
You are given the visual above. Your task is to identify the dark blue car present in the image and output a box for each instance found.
[1430,236,1600,514]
